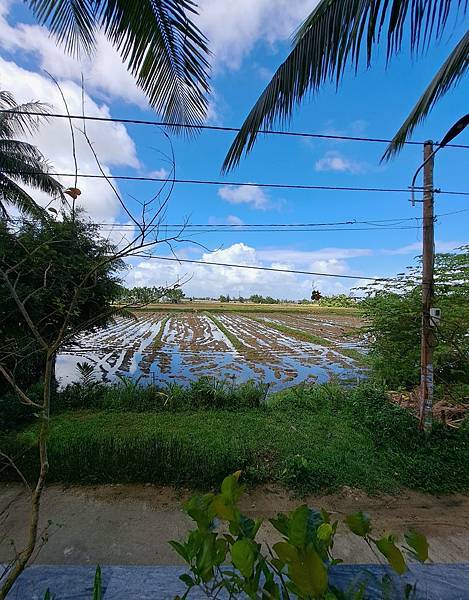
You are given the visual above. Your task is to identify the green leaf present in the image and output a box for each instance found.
[317,522,333,545]
[270,513,289,537]
[375,536,407,575]
[196,534,217,583]
[184,493,214,530]
[404,529,429,563]
[273,541,298,564]
[289,505,309,547]
[345,512,371,537]
[93,565,102,600]
[169,540,190,563]
[232,538,256,579]
[179,574,194,588]
[288,545,328,597]
[221,471,243,503]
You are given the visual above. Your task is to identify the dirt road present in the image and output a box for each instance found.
[1,483,468,565]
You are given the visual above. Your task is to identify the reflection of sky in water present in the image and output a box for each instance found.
[56,314,366,391]
[57,346,365,391]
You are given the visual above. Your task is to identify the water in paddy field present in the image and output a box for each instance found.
[56,312,367,391]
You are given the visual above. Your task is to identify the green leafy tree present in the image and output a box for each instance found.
[360,246,469,388]
[164,287,185,303]
[0,91,63,217]
[24,0,210,125]
[311,289,322,302]
[223,0,468,171]
[0,215,124,394]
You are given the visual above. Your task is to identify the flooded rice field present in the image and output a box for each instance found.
[57,311,366,391]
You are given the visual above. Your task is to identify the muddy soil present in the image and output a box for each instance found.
[1,483,468,566]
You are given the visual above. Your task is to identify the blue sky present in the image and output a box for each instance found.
[1,0,467,298]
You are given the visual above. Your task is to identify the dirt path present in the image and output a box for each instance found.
[1,483,468,566]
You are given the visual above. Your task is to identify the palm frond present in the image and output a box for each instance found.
[26,0,96,54]
[0,98,52,138]
[26,0,211,126]
[223,0,468,171]
[0,174,48,218]
[0,142,64,202]
[383,31,469,160]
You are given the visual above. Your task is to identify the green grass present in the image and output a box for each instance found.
[153,315,170,349]
[248,316,365,364]
[204,312,246,351]
[5,384,469,494]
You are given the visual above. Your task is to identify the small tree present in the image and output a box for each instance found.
[360,247,469,389]
[311,289,322,302]
[165,287,185,304]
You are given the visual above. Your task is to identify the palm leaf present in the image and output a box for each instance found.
[0,174,48,218]
[26,0,211,126]
[222,0,468,171]
[0,98,52,138]
[383,31,469,159]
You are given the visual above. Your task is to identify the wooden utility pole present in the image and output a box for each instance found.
[419,140,435,431]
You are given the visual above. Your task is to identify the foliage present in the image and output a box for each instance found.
[164,287,185,304]
[55,375,268,413]
[249,294,281,304]
[222,0,468,171]
[5,383,469,493]
[0,215,125,393]
[0,90,63,217]
[360,248,469,388]
[172,472,428,599]
[117,285,165,305]
[311,289,322,302]
[317,295,358,308]
[26,0,210,126]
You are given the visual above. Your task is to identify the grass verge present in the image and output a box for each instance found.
[247,317,365,363]
[4,384,469,494]
[204,312,245,351]
[153,315,170,349]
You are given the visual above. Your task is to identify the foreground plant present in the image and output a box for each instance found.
[171,472,429,599]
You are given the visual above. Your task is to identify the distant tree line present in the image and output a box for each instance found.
[118,286,185,305]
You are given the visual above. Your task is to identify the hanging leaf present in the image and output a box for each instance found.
[375,535,407,575]
[404,529,429,562]
[345,512,371,537]
[232,538,256,578]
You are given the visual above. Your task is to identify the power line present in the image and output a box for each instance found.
[100,225,421,233]
[1,110,468,149]
[129,254,388,281]
[5,169,469,196]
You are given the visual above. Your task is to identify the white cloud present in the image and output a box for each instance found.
[197,0,315,70]
[315,151,367,174]
[382,240,464,256]
[0,1,147,107]
[257,248,373,263]
[148,168,170,179]
[0,57,140,220]
[227,215,244,226]
[125,242,368,299]
[218,185,270,210]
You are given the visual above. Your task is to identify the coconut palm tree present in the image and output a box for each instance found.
[25,0,210,126]
[0,91,64,218]
[222,0,468,171]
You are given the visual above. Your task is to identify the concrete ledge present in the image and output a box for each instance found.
[4,563,469,599]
